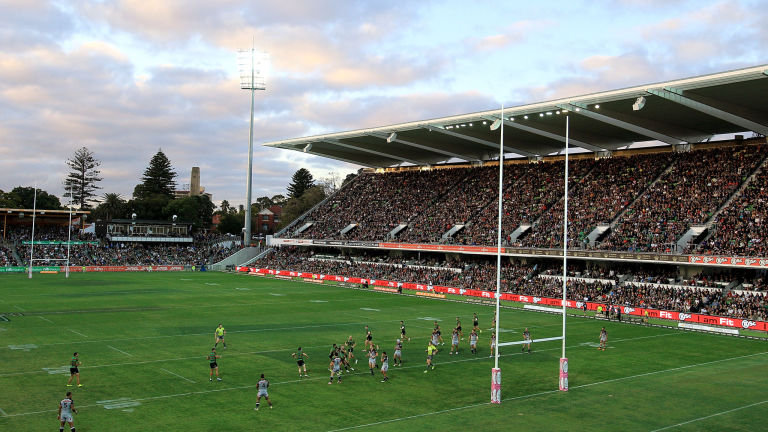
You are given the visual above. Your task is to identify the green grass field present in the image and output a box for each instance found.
[0,272,766,431]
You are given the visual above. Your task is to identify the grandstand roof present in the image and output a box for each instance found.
[264,64,768,168]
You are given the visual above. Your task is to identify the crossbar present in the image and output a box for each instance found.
[498,336,564,347]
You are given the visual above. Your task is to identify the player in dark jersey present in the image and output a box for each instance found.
[66,352,82,387]
[254,373,273,410]
[337,346,353,373]
[327,344,338,370]
[456,317,463,340]
[292,347,309,377]
[208,347,222,381]
[399,320,410,342]
[345,336,357,364]
[365,330,374,350]
[434,324,444,345]
[473,312,480,333]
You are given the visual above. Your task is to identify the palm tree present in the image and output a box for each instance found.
[101,193,125,221]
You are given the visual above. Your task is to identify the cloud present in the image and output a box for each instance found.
[470,20,546,51]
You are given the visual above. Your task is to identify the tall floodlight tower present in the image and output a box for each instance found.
[237,45,268,247]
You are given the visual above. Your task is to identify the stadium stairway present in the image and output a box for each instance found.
[209,246,265,271]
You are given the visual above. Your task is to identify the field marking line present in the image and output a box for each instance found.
[327,402,491,431]
[107,345,133,357]
[37,316,54,324]
[570,351,768,391]
[68,329,88,338]
[649,399,768,432]
[14,305,25,311]
[0,406,7,416]
[160,368,197,384]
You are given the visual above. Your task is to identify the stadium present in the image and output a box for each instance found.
[3,62,768,431]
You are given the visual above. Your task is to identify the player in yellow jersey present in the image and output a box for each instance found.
[214,324,226,350]
[424,340,438,372]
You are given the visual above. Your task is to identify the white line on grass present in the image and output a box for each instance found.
[649,399,768,432]
[68,329,88,338]
[37,316,54,324]
[107,345,132,356]
[14,305,25,311]
[570,351,768,391]
[160,368,196,384]
[0,406,7,416]
[327,402,491,431]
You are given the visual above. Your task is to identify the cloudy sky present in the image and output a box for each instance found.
[0,0,766,208]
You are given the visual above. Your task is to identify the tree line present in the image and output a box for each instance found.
[0,148,357,236]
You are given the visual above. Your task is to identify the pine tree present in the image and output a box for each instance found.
[286,168,315,199]
[133,150,177,200]
[64,147,102,208]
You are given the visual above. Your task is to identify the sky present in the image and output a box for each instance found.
[0,0,766,209]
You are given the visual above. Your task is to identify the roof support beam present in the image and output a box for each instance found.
[647,88,768,136]
[322,139,426,166]
[557,103,684,145]
[423,125,536,157]
[368,132,473,162]
[484,116,605,152]
[280,144,377,168]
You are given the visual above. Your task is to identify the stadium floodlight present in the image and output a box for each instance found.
[386,132,397,143]
[237,43,269,247]
[633,96,646,111]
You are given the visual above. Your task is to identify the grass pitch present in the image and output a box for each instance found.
[0,272,766,431]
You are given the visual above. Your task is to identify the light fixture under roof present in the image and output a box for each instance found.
[594,104,600,109]
[386,132,397,143]
[632,96,646,111]
[303,143,312,153]
[490,118,502,131]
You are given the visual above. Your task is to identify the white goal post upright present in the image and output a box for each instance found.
[559,114,570,392]
[65,190,73,278]
[28,185,37,279]
[490,105,504,404]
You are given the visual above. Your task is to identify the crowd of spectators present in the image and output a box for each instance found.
[600,145,764,253]
[456,159,596,246]
[690,162,768,257]
[254,247,767,321]
[296,169,467,240]
[282,143,768,258]
[0,246,16,266]
[2,225,237,267]
[522,152,672,249]
[400,166,501,243]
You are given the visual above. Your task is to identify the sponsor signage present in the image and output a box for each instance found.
[249,267,768,332]
[689,255,768,268]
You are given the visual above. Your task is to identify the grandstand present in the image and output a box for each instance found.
[0,208,237,270]
[246,64,768,331]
